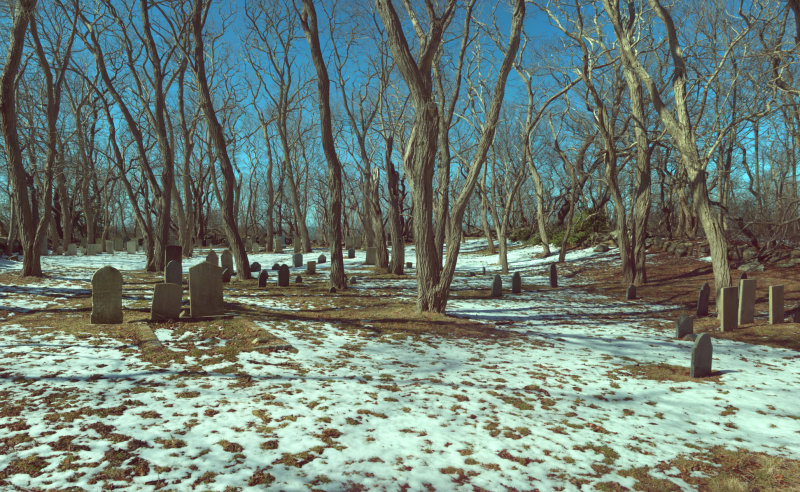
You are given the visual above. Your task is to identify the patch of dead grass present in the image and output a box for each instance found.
[609,362,723,383]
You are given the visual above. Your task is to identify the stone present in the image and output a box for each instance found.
[87,243,102,256]
[512,272,521,294]
[222,268,232,283]
[114,237,123,251]
[720,286,738,332]
[188,261,223,317]
[740,272,748,280]
[105,240,115,254]
[258,270,269,288]
[39,240,48,256]
[769,285,784,324]
[491,275,502,298]
[165,245,182,270]
[690,333,713,378]
[793,309,800,323]
[737,262,763,273]
[293,237,302,254]
[150,283,181,321]
[272,263,280,271]
[347,248,355,259]
[350,276,357,285]
[593,244,609,253]
[306,261,316,274]
[676,314,694,339]
[696,282,710,317]
[165,260,182,285]
[365,247,377,265]
[274,236,283,253]
[66,244,77,256]
[329,287,336,293]
[318,254,326,264]
[293,253,303,268]
[626,284,636,300]
[220,250,234,272]
[406,262,412,269]
[738,278,756,325]
[295,275,303,284]
[549,263,558,288]
[246,239,254,252]
[91,266,123,324]
[250,262,261,272]
[482,267,486,275]
[206,250,219,266]
[277,265,290,286]
[126,240,137,254]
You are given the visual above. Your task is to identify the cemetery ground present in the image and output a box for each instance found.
[0,241,799,491]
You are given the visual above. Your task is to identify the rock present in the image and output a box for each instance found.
[593,244,609,253]
[737,261,764,272]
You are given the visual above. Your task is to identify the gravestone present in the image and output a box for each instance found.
[165,245,182,270]
[250,262,261,272]
[329,287,337,293]
[293,253,303,268]
[165,260,182,285]
[491,275,502,298]
[221,268,232,283]
[39,240,48,256]
[696,282,710,317]
[188,261,223,317]
[365,247,377,265]
[720,286,738,332]
[274,236,284,253]
[350,276,357,285]
[246,239,254,252]
[482,267,486,275]
[150,283,181,321]
[206,250,219,266]
[306,261,316,274]
[738,278,757,325]
[220,250,234,272]
[258,270,269,288]
[87,243,102,256]
[347,248,355,259]
[293,237,301,254]
[793,309,800,323]
[91,266,123,324]
[690,333,713,378]
[105,240,115,255]
[295,275,303,284]
[406,262,412,269]
[676,314,694,339]
[114,237,123,251]
[740,272,748,280]
[769,285,784,325]
[126,240,137,254]
[66,244,77,256]
[549,263,558,288]
[272,263,280,271]
[277,265,290,286]
[318,255,326,264]
[512,272,522,294]
[626,284,636,300]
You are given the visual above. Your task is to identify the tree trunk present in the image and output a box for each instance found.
[385,136,405,274]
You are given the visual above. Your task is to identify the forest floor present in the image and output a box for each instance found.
[0,239,798,491]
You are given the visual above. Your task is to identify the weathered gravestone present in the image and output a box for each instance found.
[720,286,738,332]
[690,333,713,378]
[151,283,181,321]
[91,266,123,324]
[365,247,377,265]
[549,263,558,288]
[350,276,357,285]
[39,240,49,256]
[347,248,355,259]
[293,253,303,268]
[740,272,748,280]
[626,284,636,300]
[126,240,137,254]
[114,237,123,251]
[206,250,218,266]
[512,272,522,294]
[406,262,412,269]
[293,237,302,254]
[306,261,316,274]
[277,265,290,286]
[318,255,326,264]
[274,235,284,253]
[165,245,182,270]
[246,239,254,252]
[491,275,502,298]
[258,270,269,288]
[189,261,223,317]
[769,285,784,325]
[272,263,280,271]
[221,250,234,272]
[738,278,757,325]
[295,275,303,284]
[165,260,182,285]
[87,243,102,256]
[250,262,261,272]
[696,282,710,317]
[221,268,232,283]
[676,314,694,339]
[105,240,115,255]
[66,244,77,256]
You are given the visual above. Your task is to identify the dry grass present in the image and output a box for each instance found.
[608,362,723,383]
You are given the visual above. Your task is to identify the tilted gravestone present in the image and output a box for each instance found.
[676,314,694,339]
[691,333,713,378]
[258,270,269,288]
[151,283,181,321]
[114,237,123,251]
[66,244,77,256]
[220,250,234,272]
[318,254,326,264]
[277,265,290,286]
[696,282,710,317]
[206,250,219,266]
[293,253,303,268]
[720,286,738,332]
[626,284,636,300]
[306,261,316,274]
[91,266,123,324]
[738,278,757,325]
[769,285,784,325]
[221,268,232,283]
[295,275,303,284]
[105,240,115,255]
[272,263,280,271]
[165,245,182,271]
[347,248,355,259]
[250,262,261,272]
[189,261,223,317]
[549,263,558,288]
[165,260,182,286]
[512,272,522,294]
[491,275,502,298]
[365,247,377,265]
[126,240,137,254]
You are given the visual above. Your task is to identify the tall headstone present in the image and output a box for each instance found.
[39,240,48,256]
[258,270,269,288]
[293,237,301,254]
[126,240,137,254]
[246,239,254,252]
[690,333,713,378]
[318,254,326,264]
[720,286,738,332]
[696,282,710,317]
[274,236,284,253]
[626,284,636,300]
[206,250,218,266]
[365,247,377,265]
[676,314,694,339]
[91,266,123,324]
[66,244,77,256]
[105,240,115,255]
[277,265,290,287]
[165,245,182,270]
[220,250,234,272]
[738,278,757,325]
[491,275,502,298]
[347,248,355,259]
[512,272,522,294]
[769,285,784,325]
[165,260,182,285]
[150,283,181,321]
[293,253,303,268]
[221,268,232,283]
[189,262,223,317]
[306,261,316,274]
[114,237,123,251]
[549,263,558,288]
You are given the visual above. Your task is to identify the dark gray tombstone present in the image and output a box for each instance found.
[626,284,636,300]
[549,263,558,288]
[258,270,269,288]
[740,272,748,280]
[278,265,290,286]
[293,253,303,268]
[221,268,232,283]
[738,278,757,325]
[91,266,123,324]
[295,275,303,284]
[690,333,713,378]
[696,282,710,317]
[318,254,326,264]
[189,262,223,317]
[220,250,234,272]
[720,286,738,332]
[151,283,181,321]
[272,263,280,271]
[491,275,502,298]
[482,267,486,275]
[512,272,522,294]
[350,276,357,285]
[250,262,261,272]
[769,285,784,325]
[329,287,337,293]
[165,245,182,270]
[406,262,412,269]
[676,314,694,339]
[306,261,316,274]
[206,250,219,266]
[347,248,355,259]
[165,260,182,285]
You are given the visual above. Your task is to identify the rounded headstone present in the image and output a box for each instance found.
[491,275,502,298]
[151,283,182,321]
[258,270,269,288]
[347,248,355,259]
[250,262,261,272]
[277,265,290,286]
[272,263,280,271]
[91,266,123,324]
[696,282,710,317]
[295,275,303,284]
[676,314,694,339]
[220,250,234,271]
[329,287,337,293]
[406,262,412,269]
[206,250,219,266]
[350,276,357,285]
[165,260,182,286]
[189,262,224,317]
[293,253,303,268]
[318,254,326,264]
[690,333,713,378]
[306,261,316,274]
[511,272,522,294]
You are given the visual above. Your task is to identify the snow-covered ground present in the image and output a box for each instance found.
[0,240,798,490]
